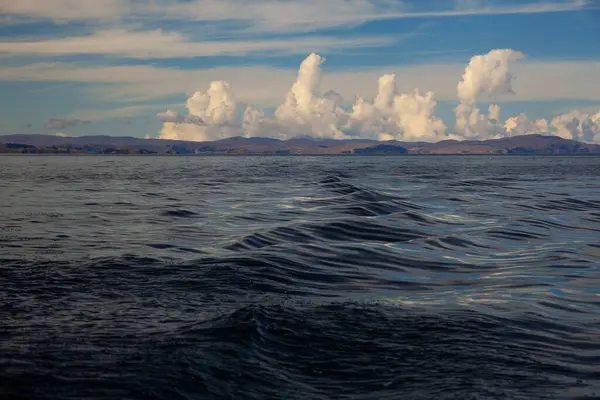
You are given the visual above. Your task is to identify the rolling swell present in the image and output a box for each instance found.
[1,155,600,399]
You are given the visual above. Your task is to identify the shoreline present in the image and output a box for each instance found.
[2,153,600,157]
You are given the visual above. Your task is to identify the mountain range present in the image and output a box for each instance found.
[1,134,599,155]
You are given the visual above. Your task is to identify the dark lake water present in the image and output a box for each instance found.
[1,155,600,399]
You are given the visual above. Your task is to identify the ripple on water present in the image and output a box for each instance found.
[1,155,600,399]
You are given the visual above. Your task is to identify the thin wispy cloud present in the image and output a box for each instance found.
[44,117,91,130]
[1,58,599,104]
[0,0,129,21]
[64,104,184,122]
[0,0,590,34]
[0,29,399,59]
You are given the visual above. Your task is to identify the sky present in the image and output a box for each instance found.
[0,0,599,142]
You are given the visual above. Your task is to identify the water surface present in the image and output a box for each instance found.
[1,155,600,399]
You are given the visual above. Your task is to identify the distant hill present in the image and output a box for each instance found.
[1,134,599,155]
[415,134,600,154]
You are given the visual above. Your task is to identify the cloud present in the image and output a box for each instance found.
[186,81,237,124]
[65,104,182,121]
[504,114,549,136]
[501,110,600,143]
[551,110,600,142]
[2,59,600,105]
[156,110,206,125]
[242,105,267,138]
[43,118,90,130]
[156,110,186,124]
[159,121,240,142]
[0,0,589,33]
[0,29,397,59]
[154,50,600,144]
[158,81,239,142]
[457,49,524,105]
[455,49,524,138]
[0,0,128,21]
[271,53,349,139]
[342,74,448,142]
[157,52,449,142]
[54,132,71,137]
[157,53,348,141]
[392,89,447,142]
[451,49,600,143]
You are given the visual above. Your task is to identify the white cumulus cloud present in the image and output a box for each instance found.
[501,109,600,143]
[455,49,524,138]
[157,52,449,142]
[156,50,600,144]
[158,81,239,142]
[551,110,600,142]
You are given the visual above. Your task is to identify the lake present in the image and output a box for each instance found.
[1,155,600,399]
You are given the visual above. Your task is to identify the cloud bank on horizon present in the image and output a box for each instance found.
[157,50,600,143]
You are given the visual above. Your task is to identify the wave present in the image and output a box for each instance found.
[2,300,598,399]
[2,156,600,399]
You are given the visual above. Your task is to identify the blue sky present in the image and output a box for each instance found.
[0,0,599,138]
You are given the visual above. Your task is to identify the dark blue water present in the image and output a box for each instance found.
[1,155,600,399]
